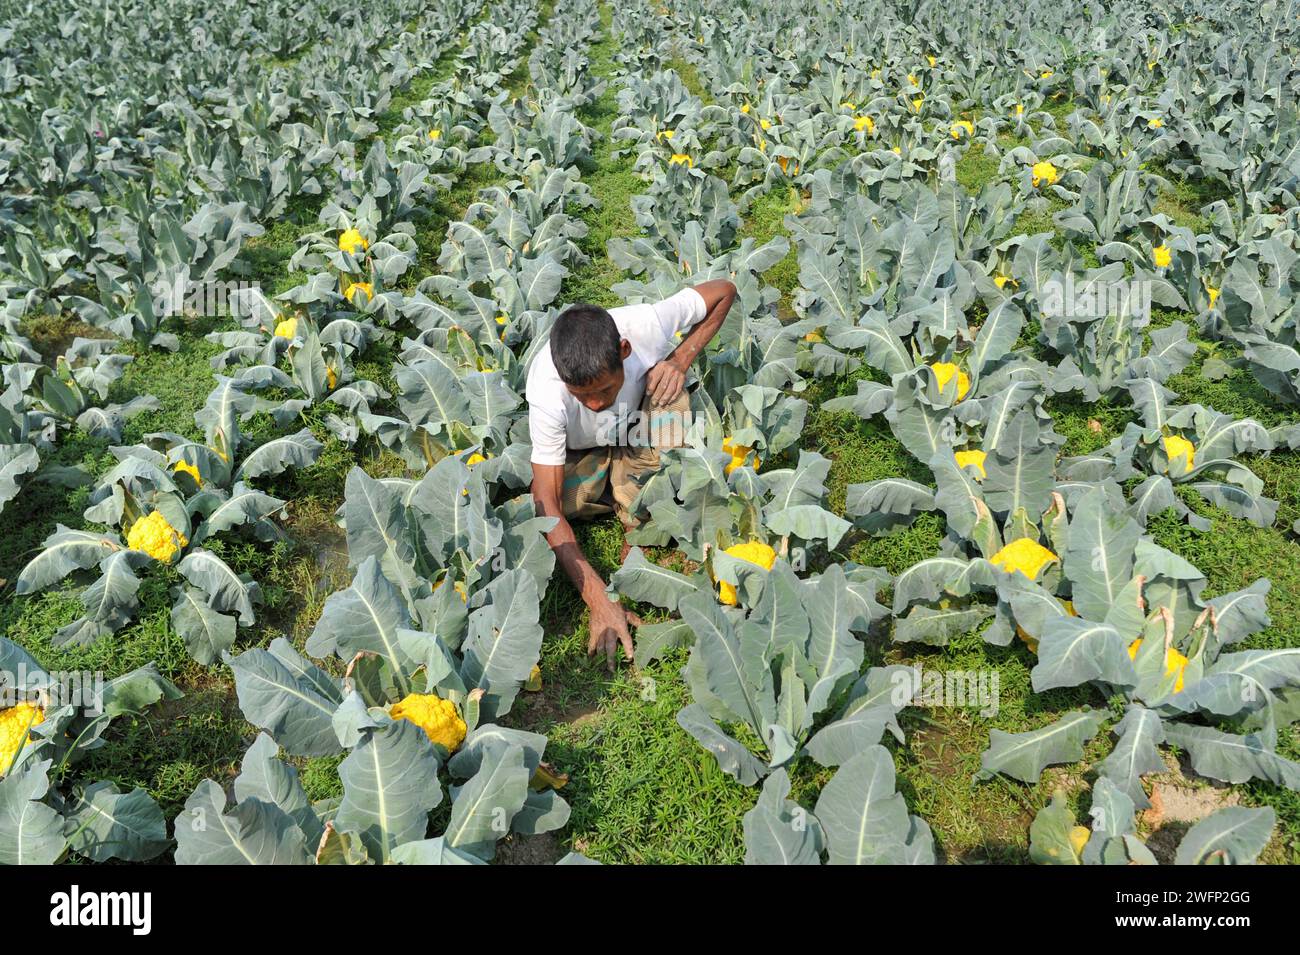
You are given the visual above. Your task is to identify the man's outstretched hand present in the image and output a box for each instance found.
[587,596,641,672]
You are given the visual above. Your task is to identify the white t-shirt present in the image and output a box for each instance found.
[527,288,707,466]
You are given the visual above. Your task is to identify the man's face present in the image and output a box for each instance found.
[566,365,624,412]
[565,340,632,412]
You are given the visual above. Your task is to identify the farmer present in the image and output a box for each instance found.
[527,280,737,670]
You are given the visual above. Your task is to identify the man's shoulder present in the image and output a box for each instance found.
[525,342,564,406]
[609,299,669,354]
[526,339,555,382]
[607,299,654,327]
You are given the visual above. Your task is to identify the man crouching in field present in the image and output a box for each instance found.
[527,280,737,671]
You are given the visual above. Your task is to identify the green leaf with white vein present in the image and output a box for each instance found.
[679,593,769,732]
[634,618,695,665]
[16,525,121,593]
[845,478,936,536]
[389,836,484,865]
[336,719,443,864]
[444,742,530,861]
[675,703,768,786]
[1063,485,1141,620]
[67,782,169,862]
[226,640,344,757]
[743,769,824,865]
[0,761,66,865]
[805,699,901,768]
[307,556,415,685]
[171,585,237,665]
[459,569,544,719]
[1030,617,1137,692]
[764,504,852,549]
[982,412,1056,517]
[341,466,417,586]
[177,549,256,624]
[1028,791,1081,865]
[978,710,1107,784]
[511,789,571,837]
[235,428,322,481]
[1174,807,1275,865]
[801,563,867,679]
[610,547,700,610]
[192,483,284,543]
[234,733,323,846]
[813,746,932,865]
[174,779,312,865]
[1096,705,1165,810]
[1161,724,1300,787]
[894,603,993,646]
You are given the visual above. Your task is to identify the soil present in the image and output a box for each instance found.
[1140,755,1241,864]
[495,831,566,865]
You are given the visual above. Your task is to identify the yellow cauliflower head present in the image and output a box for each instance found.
[390,693,467,752]
[1128,638,1189,693]
[954,448,987,479]
[0,701,44,775]
[1163,434,1195,472]
[343,280,373,305]
[173,459,201,486]
[721,438,758,476]
[338,228,369,255]
[930,362,970,401]
[1031,160,1059,188]
[126,510,187,563]
[990,537,1059,581]
[717,541,777,606]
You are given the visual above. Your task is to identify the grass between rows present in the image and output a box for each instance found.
[497,3,759,864]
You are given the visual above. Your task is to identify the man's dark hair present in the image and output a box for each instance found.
[551,304,623,386]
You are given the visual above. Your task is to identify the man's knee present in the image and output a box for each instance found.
[561,450,613,519]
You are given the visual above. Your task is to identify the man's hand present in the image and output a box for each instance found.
[587,596,641,672]
[645,360,687,404]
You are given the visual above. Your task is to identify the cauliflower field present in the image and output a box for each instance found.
[1,0,1299,866]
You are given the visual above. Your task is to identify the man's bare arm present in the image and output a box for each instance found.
[531,462,635,670]
[645,279,737,403]
[531,463,606,605]
[670,279,736,370]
